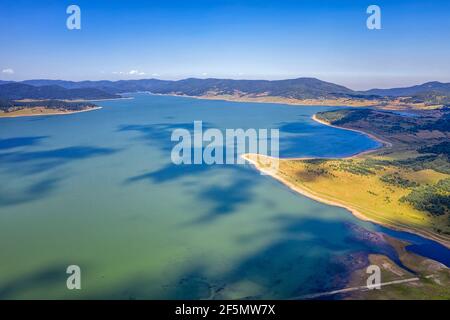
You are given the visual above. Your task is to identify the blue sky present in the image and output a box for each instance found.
[0,0,449,89]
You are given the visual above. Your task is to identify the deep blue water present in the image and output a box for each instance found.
[381,228,450,267]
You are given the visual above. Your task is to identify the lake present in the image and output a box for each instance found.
[0,93,448,299]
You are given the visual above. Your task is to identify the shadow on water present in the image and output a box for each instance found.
[2,214,418,299]
[125,160,257,223]
[185,216,420,300]
[0,136,48,150]
[0,176,62,207]
[2,98,447,299]
[0,137,120,208]
[195,177,255,222]
[0,146,119,176]
[82,216,400,299]
[118,122,214,153]
[0,146,118,163]
[125,162,214,184]
[118,121,261,221]
[0,264,69,299]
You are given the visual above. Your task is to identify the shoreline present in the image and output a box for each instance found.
[241,112,450,249]
[311,114,393,156]
[65,96,134,102]
[243,153,450,249]
[154,92,378,107]
[153,92,434,110]
[0,106,103,118]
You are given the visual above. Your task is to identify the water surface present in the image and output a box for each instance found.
[0,94,447,299]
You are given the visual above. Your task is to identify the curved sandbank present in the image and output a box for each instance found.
[242,114,450,249]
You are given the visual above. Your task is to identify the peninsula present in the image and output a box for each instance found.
[244,107,450,248]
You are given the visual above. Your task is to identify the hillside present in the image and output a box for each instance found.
[363,82,450,106]
[2,78,450,107]
[18,78,360,99]
[364,81,450,97]
[0,83,120,100]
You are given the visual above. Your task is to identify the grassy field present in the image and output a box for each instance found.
[274,157,448,243]
[245,107,450,247]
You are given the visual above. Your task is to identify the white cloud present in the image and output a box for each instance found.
[112,70,146,76]
[201,72,208,76]
[2,68,14,74]
[152,73,160,77]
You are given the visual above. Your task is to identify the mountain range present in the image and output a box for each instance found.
[0,82,120,100]
[1,78,449,105]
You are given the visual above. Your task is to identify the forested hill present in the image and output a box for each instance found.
[18,78,359,99]
[2,78,450,105]
[0,83,120,100]
[363,81,450,97]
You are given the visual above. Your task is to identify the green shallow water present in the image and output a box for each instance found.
[0,94,438,299]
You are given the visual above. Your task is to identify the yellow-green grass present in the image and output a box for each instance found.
[245,154,450,247]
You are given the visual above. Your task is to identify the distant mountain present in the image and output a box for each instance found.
[14,78,364,99]
[21,79,80,88]
[2,78,450,105]
[362,82,450,106]
[0,83,120,100]
[20,79,172,94]
[363,81,450,97]
[151,77,360,99]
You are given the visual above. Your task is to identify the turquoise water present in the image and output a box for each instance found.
[0,94,447,299]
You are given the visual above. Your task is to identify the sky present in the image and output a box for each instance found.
[0,0,449,90]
